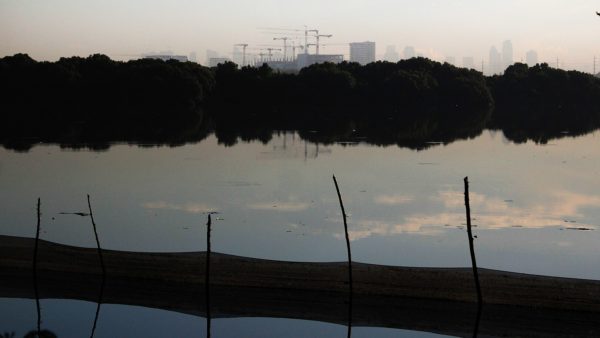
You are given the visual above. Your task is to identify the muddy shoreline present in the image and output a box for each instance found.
[1,235,599,336]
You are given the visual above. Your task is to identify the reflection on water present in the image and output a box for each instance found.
[0,298,450,338]
[2,129,600,336]
[1,130,600,280]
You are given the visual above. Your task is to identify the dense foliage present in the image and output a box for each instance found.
[210,58,493,147]
[2,54,600,150]
[0,54,214,148]
[488,63,600,143]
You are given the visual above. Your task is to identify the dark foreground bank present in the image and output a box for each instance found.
[1,235,599,337]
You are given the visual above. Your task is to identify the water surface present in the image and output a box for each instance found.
[2,129,600,337]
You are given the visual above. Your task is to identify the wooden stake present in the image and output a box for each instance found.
[464,177,483,305]
[87,195,106,338]
[333,175,353,338]
[87,195,106,277]
[34,198,41,336]
[206,214,212,338]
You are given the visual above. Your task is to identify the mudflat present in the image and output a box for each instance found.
[2,235,600,337]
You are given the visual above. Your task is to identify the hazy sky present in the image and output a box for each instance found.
[2,0,600,72]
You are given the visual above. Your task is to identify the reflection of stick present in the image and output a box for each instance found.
[464,177,482,305]
[472,302,482,338]
[87,195,105,338]
[333,175,352,338]
[206,214,212,338]
[34,198,41,336]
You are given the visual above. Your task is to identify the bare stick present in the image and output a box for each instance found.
[33,198,41,336]
[464,177,482,305]
[333,175,352,338]
[87,195,106,277]
[206,214,212,338]
[87,195,106,338]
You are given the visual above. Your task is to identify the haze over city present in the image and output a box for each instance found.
[2,0,600,73]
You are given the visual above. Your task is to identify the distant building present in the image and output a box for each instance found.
[502,40,513,68]
[144,55,188,62]
[232,46,243,66]
[262,60,297,72]
[208,57,231,67]
[462,57,475,69]
[444,56,456,65]
[205,49,219,65]
[349,41,376,65]
[189,52,198,63]
[526,50,538,66]
[383,45,400,62]
[403,46,416,59]
[489,46,502,75]
[296,53,344,69]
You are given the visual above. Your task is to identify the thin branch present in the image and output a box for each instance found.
[464,177,482,305]
[206,214,212,338]
[333,175,352,338]
[87,195,106,276]
[87,195,106,338]
[33,198,41,336]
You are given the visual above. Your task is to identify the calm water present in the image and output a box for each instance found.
[2,129,600,337]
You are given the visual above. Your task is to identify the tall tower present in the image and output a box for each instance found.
[502,40,513,69]
[489,46,501,75]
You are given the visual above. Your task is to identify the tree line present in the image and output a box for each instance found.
[1,53,600,150]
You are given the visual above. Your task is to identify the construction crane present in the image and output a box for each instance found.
[305,27,318,53]
[290,41,304,61]
[266,48,281,61]
[273,37,289,60]
[258,26,318,55]
[234,43,248,66]
[313,34,333,55]
[307,29,319,53]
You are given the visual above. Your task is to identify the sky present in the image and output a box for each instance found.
[1,0,600,72]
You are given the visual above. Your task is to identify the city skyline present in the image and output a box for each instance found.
[2,1,600,72]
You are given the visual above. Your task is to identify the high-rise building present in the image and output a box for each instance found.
[526,50,538,66]
[383,45,400,62]
[403,46,416,59]
[462,57,475,69]
[502,40,513,69]
[489,46,502,75]
[349,41,376,65]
